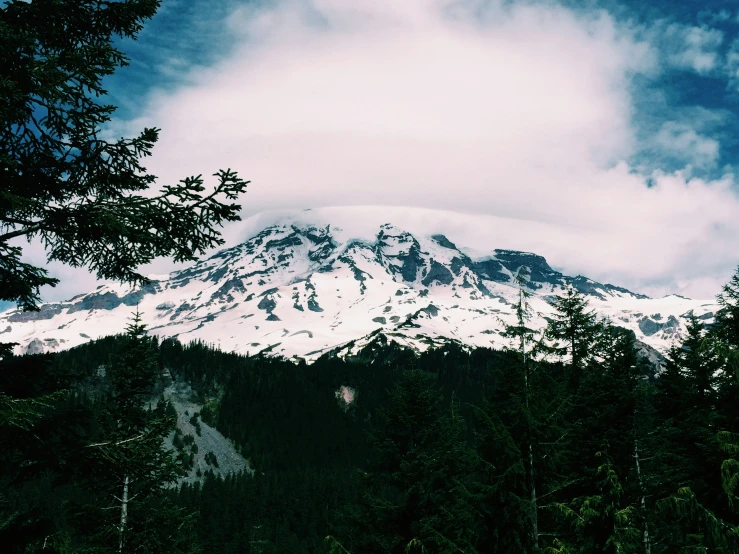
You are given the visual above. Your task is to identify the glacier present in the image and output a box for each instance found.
[0,209,717,362]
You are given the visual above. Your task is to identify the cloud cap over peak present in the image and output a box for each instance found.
[27,0,739,303]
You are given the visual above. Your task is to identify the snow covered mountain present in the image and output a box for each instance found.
[1,210,718,362]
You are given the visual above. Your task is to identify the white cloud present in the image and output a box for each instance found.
[22,0,739,303]
[653,121,720,169]
[697,9,733,25]
[661,23,724,74]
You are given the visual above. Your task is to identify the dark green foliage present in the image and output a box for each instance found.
[173,428,184,450]
[190,413,202,436]
[715,266,739,350]
[0,0,249,312]
[0,344,97,552]
[473,280,574,553]
[200,403,216,426]
[714,267,739,437]
[541,285,603,391]
[0,389,63,430]
[547,450,642,554]
[4,274,739,552]
[720,432,739,510]
[653,318,723,503]
[62,313,192,552]
[347,371,482,553]
[6,0,736,549]
[204,452,218,468]
[0,313,200,553]
[472,394,534,553]
[649,309,739,552]
[0,2,248,548]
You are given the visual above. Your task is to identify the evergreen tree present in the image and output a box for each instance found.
[0,6,249,535]
[651,316,739,552]
[719,431,739,511]
[8,291,739,552]
[70,311,194,553]
[499,269,541,550]
[0,2,247,547]
[569,324,648,479]
[540,286,602,392]
[473,397,532,553]
[352,370,482,553]
[0,348,93,552]
[715,267,739,349]
[710,268,739,547]
[656,486,739,553]
[654,317,721,500]
[1,0,249,313]
[547,324,653,554]
[547,449,642,554]
[713,267,739,435]
[476,279,573,553]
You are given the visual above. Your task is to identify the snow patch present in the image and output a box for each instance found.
[335,385,356,408]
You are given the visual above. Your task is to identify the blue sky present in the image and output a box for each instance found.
[106,0,739,180]
[10,0,739,310]
[104,0,240,119]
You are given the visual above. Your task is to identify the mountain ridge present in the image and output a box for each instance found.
[1,212,717,361]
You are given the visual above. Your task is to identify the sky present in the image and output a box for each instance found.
[12,0,739,307]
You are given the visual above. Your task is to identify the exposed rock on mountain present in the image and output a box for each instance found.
[1,212,716,361]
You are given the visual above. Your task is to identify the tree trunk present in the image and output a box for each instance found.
[118,475,129,553]
[529,442,539,549]
[521,288,539,550]
[634,440,651,554]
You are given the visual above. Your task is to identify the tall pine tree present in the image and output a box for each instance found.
[540,286,602,392]
[350,370,482,554]
[70,312,194,553]
[713,267,739,435]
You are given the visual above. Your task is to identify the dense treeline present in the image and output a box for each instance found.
[0,314,197,552]
[2,272,737,553]
[2,0,737,550]
[1,0,248,547]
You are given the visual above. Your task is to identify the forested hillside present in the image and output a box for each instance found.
[4,0,737,552]
[2,277,738,553]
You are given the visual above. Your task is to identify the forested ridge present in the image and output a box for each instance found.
[2,276,738,553]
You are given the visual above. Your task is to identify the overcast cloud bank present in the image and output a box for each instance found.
[19,0,739,303]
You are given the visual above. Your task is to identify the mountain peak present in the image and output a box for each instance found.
[0,213,714,360]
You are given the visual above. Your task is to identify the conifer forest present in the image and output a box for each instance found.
[2,1,739,553]
[3,277,739,553]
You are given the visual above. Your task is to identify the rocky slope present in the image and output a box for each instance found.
[1,211,718,361]
[161,377,250,485]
